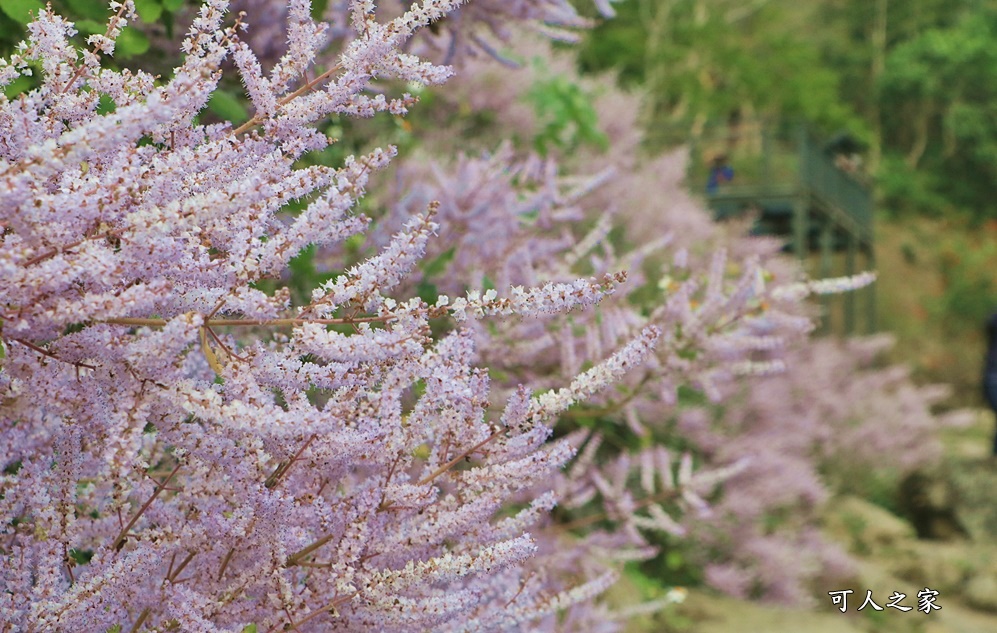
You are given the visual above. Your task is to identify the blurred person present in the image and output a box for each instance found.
[706,154,734,194]
[984,312,997,455]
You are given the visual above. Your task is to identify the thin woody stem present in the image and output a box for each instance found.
[59,2,129,95]
[286,477,423,566]
[559,373,652,420]
[63,544,75,585]
[206,298,228,321]
[268,592,357,633]
[127,608,151,633]
[417,429,503,486]
[231,63,344,137]
[23,230,122,267]
[9,338,96,370]
[111,461,182,552]
[165,551,197,584]
[286,533,335,567]
[205,325,246,362]
[503,571,534,609]
[217,547,236,581]
[100,314,398,328]
[265,435,316,489]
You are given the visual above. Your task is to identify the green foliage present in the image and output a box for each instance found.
[878,7,997,220]
[874,216,993,405]
[932,232,997,336]
[525,60,608,156]
[636,538,704,590]
[208,89,250,125]
[115,27,150,57]
[65,0,108,21]
[63,321,91,334]
[286,244,338,305]
[0,0,44,25]
[577,0,997,223]
[420,246,456,279]
[68,548,94,565]
[74,19,107,35]
[578,0,865,146]
[876,155,950,218]
[3,74,36,99]
[133,0,163,23]
[96,92,117,115]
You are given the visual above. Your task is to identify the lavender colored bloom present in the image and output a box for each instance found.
[0,2,655,630]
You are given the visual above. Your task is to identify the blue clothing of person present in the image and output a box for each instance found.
[984,313,997,454]
[706,165,734,194]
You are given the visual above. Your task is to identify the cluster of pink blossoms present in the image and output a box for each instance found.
[0,0,734,630]
[0,0,952,629]
[223,0,618,67]
[347,34,951,605]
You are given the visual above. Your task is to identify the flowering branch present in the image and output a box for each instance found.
[230,62,343,137]
[110,461,182,552]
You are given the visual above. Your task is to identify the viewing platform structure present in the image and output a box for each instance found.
[687,121,876,334]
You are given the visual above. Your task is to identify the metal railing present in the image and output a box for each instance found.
[685,121,873,240]
[798,129,873,237]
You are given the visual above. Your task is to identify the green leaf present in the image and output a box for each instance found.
[96,93,117,115]
[310,0,327,20]
[420,246,455,278]
[416,281,438,305]
[74,19,106,35]
[344,233,366,255]
[62,322,90,335]
[115,27,150,58]
[0,0,44,25]
[66,0,109,20]
[3,74,36,99]
[207,89,249,124]
[161,0,184,11]
[133,0,163,23]
[288,244,317,278]
[241,625,258,633]
[68,548,94,565]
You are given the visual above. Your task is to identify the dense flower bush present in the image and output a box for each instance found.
[346,35,954,604]
[0,1,729,629]
[0,0,950,630]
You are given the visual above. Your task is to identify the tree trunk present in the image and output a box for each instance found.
[869,0,888,174]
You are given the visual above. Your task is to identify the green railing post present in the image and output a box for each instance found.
[793,124,810,263]
[845,233,857,334]
[866,243,877,333]
[819,219,834,333]
[762,125,772,186]
[792,197,808,262]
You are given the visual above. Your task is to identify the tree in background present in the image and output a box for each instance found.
[576,0,997,223]
[876,6,997,220]
[576,0,864,147]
